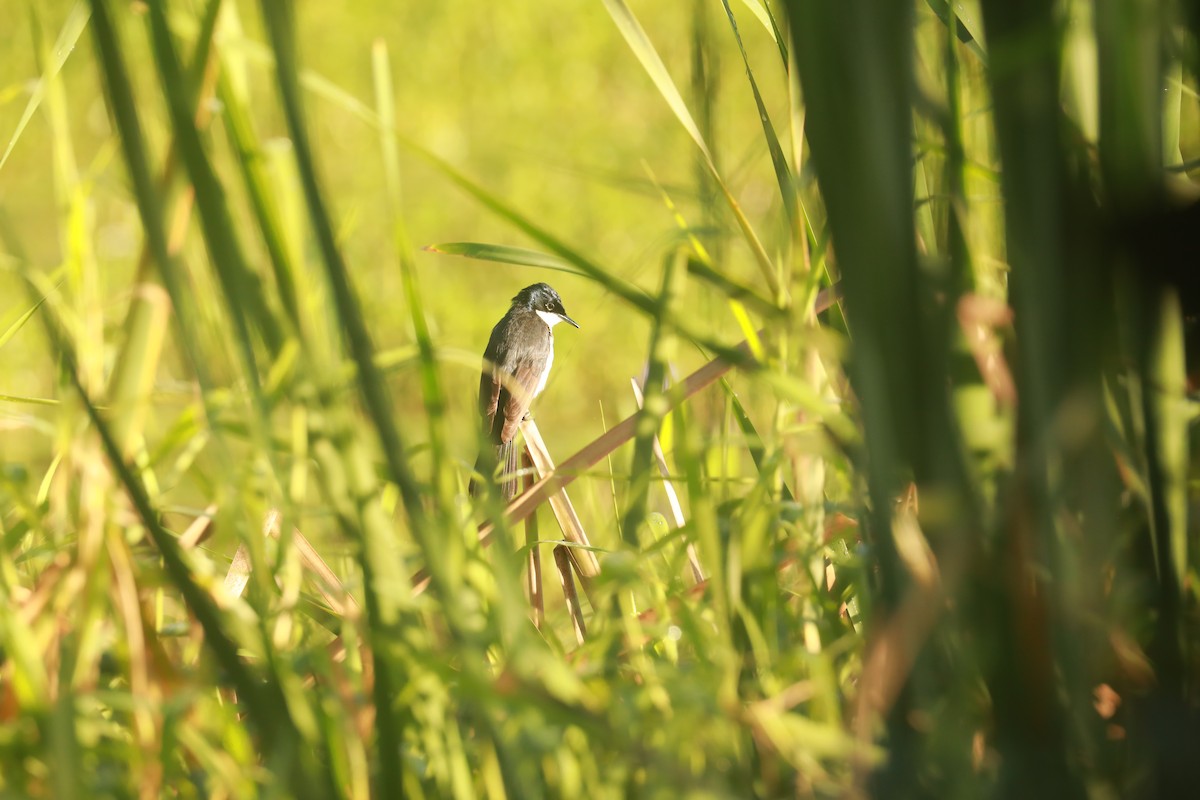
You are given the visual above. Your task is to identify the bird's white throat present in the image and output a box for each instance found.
[535,309,566,328]
[532,310,561,396]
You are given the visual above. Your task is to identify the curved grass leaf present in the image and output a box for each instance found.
[424,242,584,276]
[719,0,797,228]
[600,0,781,297]
[0,2,89,176]
[0,291,51,350]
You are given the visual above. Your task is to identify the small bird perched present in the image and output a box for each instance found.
[471,283,579,501]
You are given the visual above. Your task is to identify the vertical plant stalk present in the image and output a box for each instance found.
[372,41,455,501]
[145,3,283,384]
[785,0,980,793]
[256,8,457,797]
[1095,5,1191,749]
[691,0,723,272]
[621,252,683,545]
[630,379,704,583]
[554,546,587,645]
[85,0,212,393]
[523,452,545,629]
[979,0,1094,796]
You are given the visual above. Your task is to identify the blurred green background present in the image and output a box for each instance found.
[2,0,1199,797]
[0,0,796,482]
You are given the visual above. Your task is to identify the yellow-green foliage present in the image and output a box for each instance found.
[0,0,1197,797]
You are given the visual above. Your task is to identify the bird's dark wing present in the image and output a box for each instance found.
[479,361,503,437]
[498,359,543,443]
[478,313,550,445]
[479,323,506,440]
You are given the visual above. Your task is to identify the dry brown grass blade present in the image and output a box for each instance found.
[219,510,360,618]
[178,503,218,549]
[850,484,946,786]
[481,338,747,544]
[521,418,600,584]
[16,552,68,626]
[478,346,738,545]
[956,294,1016,408]
[554,545,587,645]
[223,543,254,600]
[266,510,361,617]
[523,452,545,629]
[404,343,732,596]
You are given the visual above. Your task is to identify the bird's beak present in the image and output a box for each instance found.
[559,313,580,329]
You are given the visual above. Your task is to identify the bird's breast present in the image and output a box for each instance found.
[534,338,554,397]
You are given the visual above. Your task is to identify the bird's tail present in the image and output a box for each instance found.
[469,440,521,502]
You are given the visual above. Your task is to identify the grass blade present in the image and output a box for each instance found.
[26,274,324,799]
[600,0,781,297]
[718,0,797,228]
[256,7,418,796]
[0,2,89,176]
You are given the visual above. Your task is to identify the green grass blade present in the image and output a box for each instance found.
[85,0,212,391]
[105,284,170,455]
[600,0,713,161]
[0,292,50,350]
[145,2,280,387]
[735,0,782,49]
[718,0,797,228]
[216,59,304,330]
[621,253,682,545]
[417,158,755,367]
[600,0,781,297]
[424,242,583,275]
[1148,293,1189,594]
[0,2,89,176]
[27,276,324,799]
[256,8,419,796]
[373,40,451,494]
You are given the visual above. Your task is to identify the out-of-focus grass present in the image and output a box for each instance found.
[0,0,1198,797]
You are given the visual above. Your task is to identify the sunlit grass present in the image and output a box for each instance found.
[1,0,1198,797]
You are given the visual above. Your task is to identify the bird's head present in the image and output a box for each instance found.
[514,283,579,329]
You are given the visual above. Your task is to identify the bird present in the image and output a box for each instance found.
[471,283,579,501]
